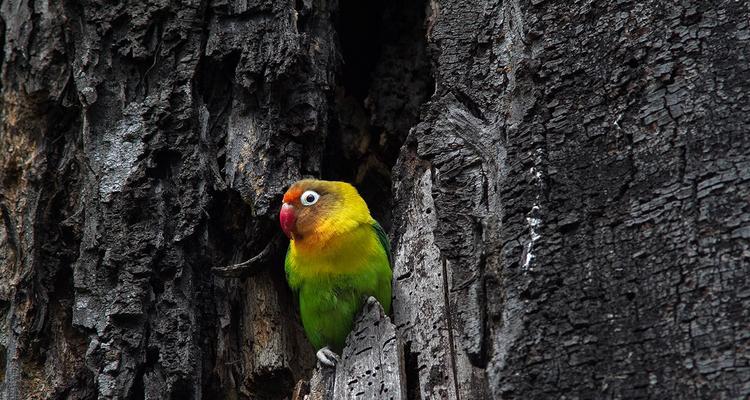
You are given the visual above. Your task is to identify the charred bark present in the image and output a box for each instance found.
[0,0,747,399]
[391,1,750,399]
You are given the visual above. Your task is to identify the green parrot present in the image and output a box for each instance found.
[279,179,392,366]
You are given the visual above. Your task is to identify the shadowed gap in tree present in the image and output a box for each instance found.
[324,0,434,231]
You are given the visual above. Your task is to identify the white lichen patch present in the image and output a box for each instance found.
[530,166,542,181]
[522,205,542,271]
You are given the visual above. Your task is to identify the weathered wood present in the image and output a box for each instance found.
[293,299,405,400]
[391,162,468,400]
[291,364,335,400]
[333,299,405,400]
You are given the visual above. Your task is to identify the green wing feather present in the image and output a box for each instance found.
[371,220,393,314]
[371,220,392,268]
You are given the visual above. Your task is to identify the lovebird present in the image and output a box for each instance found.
[279,179,392,366]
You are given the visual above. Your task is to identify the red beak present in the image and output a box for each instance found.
[279,203,296,239]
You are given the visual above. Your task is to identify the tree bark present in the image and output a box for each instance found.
[1,0,748,399]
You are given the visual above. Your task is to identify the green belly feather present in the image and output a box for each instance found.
[285,221,392,351]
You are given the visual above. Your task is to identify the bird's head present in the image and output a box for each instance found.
[279,179,372,247]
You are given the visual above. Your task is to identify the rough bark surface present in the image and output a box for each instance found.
[0,0,330,398]
[331,300,404,400]
[391,1,750,399]
[0,0,747,399]
[293,300,404,400]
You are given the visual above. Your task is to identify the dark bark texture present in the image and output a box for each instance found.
[0,0,747,399]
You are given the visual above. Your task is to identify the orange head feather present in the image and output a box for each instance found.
[279,179,372,253]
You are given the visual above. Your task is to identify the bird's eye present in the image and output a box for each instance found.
[300,190,320,206]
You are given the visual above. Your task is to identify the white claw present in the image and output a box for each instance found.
[316,346,339,367]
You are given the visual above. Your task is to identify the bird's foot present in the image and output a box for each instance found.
[316,346,339,368]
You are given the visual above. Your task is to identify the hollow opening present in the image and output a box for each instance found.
[324,0,435,230]
[336,2,386,102]
[201,0,435,397]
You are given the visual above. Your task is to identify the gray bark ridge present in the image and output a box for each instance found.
[295,299,406,400]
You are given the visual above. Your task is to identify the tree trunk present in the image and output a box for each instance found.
[0,0,747,399]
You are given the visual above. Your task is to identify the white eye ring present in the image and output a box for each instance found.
[300,190,320,206]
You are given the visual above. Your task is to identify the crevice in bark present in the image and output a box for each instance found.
[403,342,421,400]
[441,256,461,400]
[324,0,434,230]
[196,50,239,180]
[249,369,295,399]
[0,339,5,384]
[1,92,89,398]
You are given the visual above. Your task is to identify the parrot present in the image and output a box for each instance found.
[279,179,392,367]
